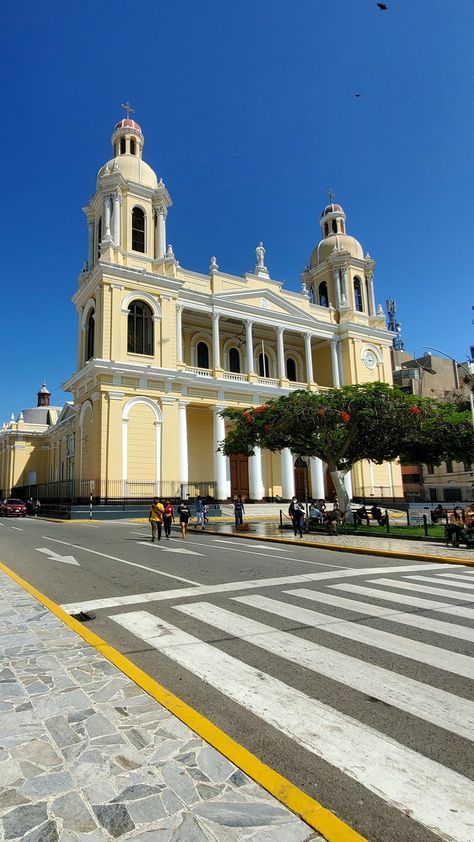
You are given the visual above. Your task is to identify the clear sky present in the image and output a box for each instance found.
[1,0,473,421]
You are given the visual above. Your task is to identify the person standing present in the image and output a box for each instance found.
[289,496,305,538]
[195,497,205,530]
[178,500,191,539]
[149,497,164,542]
[163,500,174,539]
[233,495,245,528]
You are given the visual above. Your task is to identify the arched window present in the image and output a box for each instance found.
[229,347,240,373]
[96,217,102,261]
[127,301,153,355]
[130,138,136,155]
[258,353,270,377]
[85,309,95,361]
[120,137,126,154]
[197,341,210,369]
[354,277,364,312]
[286,357,297,382]
[131,207,145,253]
[318,281,329,307]
[332,219,337,233]
[324,222,329,237]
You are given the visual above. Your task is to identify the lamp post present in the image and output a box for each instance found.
[416,346,474,430]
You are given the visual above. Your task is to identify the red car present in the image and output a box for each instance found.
[1,498,27,517]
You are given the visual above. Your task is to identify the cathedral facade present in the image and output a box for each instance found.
[0,116,403,503]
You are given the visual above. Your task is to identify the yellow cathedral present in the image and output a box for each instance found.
[0,115,403,506]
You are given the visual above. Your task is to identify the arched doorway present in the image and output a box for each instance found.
[230,454,249,499]
[294,456,310,500]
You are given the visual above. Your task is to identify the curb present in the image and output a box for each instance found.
[0,560,367,842]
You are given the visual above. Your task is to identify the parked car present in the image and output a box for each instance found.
[0,498,27,517]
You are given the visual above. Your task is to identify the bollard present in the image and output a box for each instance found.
[385,510,390,534]
[423,514,428,537]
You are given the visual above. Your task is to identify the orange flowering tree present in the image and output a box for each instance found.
[221,383,474,512]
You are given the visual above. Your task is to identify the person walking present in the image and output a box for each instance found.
[195,497,205,530]
[289,496,305,538]
[163,500,174,539]
[178,500,191,539]
[149,497,164,542]
[233,495,245,528]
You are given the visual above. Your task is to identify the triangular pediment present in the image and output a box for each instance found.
[55,402,76,425]
[213,288,312,321]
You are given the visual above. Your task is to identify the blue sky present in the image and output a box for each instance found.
[1,0,473,420]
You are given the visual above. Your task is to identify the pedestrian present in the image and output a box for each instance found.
[446,506,465,547]
[289,496,305,538]
[195,497,205,530]
[203,501,209,523]
[317,498,326,514]
[149,497,164,542]
[163,500,174,539]
[233,495,245,528]
[178,499,191,539]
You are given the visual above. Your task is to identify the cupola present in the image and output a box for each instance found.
[37,382,51,407]
[310,200,364,268]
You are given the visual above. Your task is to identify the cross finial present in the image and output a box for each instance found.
[121,102,135,119]
[326,188,336,203]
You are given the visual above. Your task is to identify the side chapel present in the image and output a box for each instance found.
[0,114,403,502]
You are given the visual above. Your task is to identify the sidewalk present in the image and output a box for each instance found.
[0,567,324,842]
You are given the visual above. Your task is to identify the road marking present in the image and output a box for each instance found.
[137,541,204,556]
[437,572,474,582]
[176,600,474,741]
[36,548,79,566]
[320,586,474,642]
[329,582,474,621]
[250,593,474,680]
[371,578,474,602]
[59,562,448,614]
[168,539,345,568]
[10,526,23,531]
[404,574,474,591]
[110,609,474,842]
[212,539,288,552]
[43,536,200,586]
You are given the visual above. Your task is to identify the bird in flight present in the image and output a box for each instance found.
[355,93,361,97]
[377,3,388,9]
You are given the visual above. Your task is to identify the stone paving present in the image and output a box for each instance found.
[0,570,322,842]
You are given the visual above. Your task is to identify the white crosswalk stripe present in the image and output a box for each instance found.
[437,572,474,583]
[370,577,474,601]
[404,574,474,591]
[328,581,474,620]
[111,606,474,842]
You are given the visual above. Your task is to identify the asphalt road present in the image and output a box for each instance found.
[1,516,473,842]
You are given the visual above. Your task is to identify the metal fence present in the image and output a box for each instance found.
[12,479,217,506]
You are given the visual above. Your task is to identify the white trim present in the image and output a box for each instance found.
[121,291,161,319]
[80,299,96,329]
[190,332,212,368]
[121,397,163,495]
[78,401,93,483]
[130,203,148,255]
[284,349,303,382]
[255,342,277,378]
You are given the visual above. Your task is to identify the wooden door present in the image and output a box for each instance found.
[230,454,249,500]
[294,466,309,500]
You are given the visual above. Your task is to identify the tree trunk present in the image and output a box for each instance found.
[329,468,351,514]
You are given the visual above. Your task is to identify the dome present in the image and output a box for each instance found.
[310,233,364,267]
[114,118,143,137]
[320,203,345,219]
[97,155,158,190]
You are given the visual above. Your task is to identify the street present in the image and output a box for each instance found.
[1,517,473,842]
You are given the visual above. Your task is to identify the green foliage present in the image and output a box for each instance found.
[221,383,474,471]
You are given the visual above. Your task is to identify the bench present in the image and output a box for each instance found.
[444,509,474,548]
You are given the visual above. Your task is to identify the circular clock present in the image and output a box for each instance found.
[363,350,377,370]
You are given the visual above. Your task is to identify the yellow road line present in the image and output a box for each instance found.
[0,560,367,842]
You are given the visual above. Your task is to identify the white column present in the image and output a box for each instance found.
[343,469,353,500]
[304,333,314,383]
[245,320,254,374]
[337,341,344,386]
[276,327,285,380]
[176,304,183,363]
[330,339,341,388]
[310,457,325,499]
[281,448,295,499]
[103,194,112,240]
[113,191,121,247]
[341,269,349,307]
[367,273,376,316]
[87,220,94,269]
[332,269,341,309]
[249,446,264,500]
[178,401,188,487]
[155,205,167,259]
[212,313,221,369]
[213,406,228,500]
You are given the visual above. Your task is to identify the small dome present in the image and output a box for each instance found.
[114,118,143,137]
[97,156,158,190]
[310,233,364,268]
[320,203,345,219]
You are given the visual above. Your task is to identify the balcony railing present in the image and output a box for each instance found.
[186,366,212,377]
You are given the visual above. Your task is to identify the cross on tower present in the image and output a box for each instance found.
[121,102,135,119]
[326,188,336,203]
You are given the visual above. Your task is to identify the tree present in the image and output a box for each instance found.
[221,383,474,512]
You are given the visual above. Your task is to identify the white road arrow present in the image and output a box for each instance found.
[137,541,203,556]
[36,548,80,566]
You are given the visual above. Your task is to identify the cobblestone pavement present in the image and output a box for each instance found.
[0,570,322,842]
[204,520,473,561]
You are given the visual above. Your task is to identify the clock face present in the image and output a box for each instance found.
[363,350,377,370]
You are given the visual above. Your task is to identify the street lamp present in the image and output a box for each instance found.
[417,346,474,430]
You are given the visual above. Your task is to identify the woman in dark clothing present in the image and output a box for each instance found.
[177,500,191,539]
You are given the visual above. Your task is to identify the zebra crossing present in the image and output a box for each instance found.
[102,562,474,841]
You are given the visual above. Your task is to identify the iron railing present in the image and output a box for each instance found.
[12,479,217,506]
